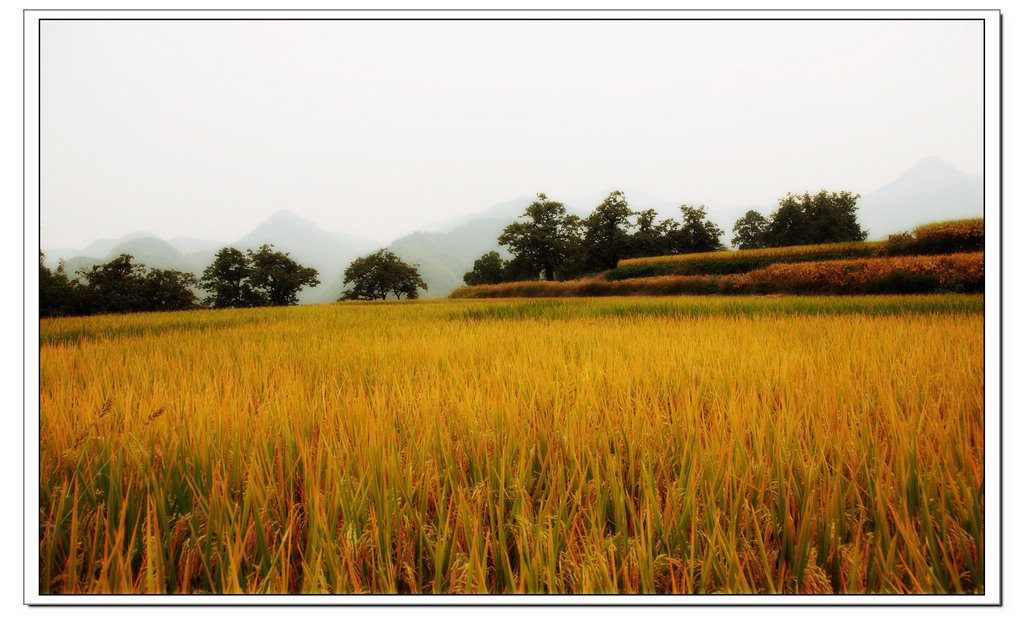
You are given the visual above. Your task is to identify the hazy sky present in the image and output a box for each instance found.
[39,17,984,249]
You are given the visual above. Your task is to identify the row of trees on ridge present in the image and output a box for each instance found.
[466,192,727,285]
[465,189,867,285]
[731,190,867,250]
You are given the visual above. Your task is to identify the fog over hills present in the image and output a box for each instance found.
[231,210,382,303]
[42,156,983,302]
[43,211,383,304]
[388,199,533,300]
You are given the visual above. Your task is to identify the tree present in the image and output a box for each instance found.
[143,268,200,311]
[199,247,259,308]
[582,190,635,271]
[627,209,673,259]
[77,254,150,314]
[340,249,427,300]
[764,197,811,248]
[731,210,769,250]
[40,252,201,317]
[763,191,866,248]
[497,193,581,281]
[248,244,320,306]
[69,254,201,315]
[665,205,726,254]
[504,253,542,282]
[39,252,76,317]
[200,245,318,308]
[801,190,867,243]
[463,251,506,286]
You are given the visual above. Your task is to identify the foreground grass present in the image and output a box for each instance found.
[39,296,984,594]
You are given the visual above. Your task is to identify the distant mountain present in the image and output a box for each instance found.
[410,196,535,233]
[40,157,983,305]
[228,210,382,303]
[110,237,203,272]
[54,236,206,279]
[856,157,983,240]
[42,210,383,305]
[704,157,984,246]
[166,235,226,254]
[75,230,155,260]
[389,197,534,298]
[235,210,379,258]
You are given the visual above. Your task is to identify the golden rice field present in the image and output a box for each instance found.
[38,295,985,595]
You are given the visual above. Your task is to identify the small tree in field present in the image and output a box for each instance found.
[340,249,428,300]
[200,247,261,308]
[200,245,319,308]
[248,244,321,306]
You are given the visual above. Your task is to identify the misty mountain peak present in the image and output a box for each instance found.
[856,155,982,238]
[910,155,959,174]
[119,230,159,242]
[264,209,309,224]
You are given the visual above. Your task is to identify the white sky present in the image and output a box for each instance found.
[38,15,984,249]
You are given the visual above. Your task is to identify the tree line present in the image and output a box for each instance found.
[730,190,866,250]
[40,240,433,316]
[39,189,866,315]
[464,189,867,285]
[40,252,201,317]
[39,244,321,318]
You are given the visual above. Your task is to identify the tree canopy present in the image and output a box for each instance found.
[731,210,770,250]
[248,244,321,306]
[473,192,729,287]
[582,190,634,272]
[40,252,200,317]
[669,205,727,254]
[199,245,319,308]
[199,247,260,308]
[39,252,77,317]
[497,193,582,282]
[463,251,507,286]
[340,249,428,301]
[41,244,319,317]
[733,190,867,249]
